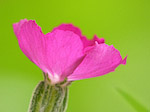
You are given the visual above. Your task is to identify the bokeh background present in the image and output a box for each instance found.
[0,0,150,112]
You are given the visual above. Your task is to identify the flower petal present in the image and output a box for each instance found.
[45,29,84,82]
[13,20,127,83]
[83,35,105,50]
[52,24,82,37]
[68,43,127,81]
[13,20,86,83]
[13,19,28,36]
[13,20,46,72]
[93,35,105,44]
[52,24,104,48]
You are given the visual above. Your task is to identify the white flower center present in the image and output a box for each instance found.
[47,71,60,84]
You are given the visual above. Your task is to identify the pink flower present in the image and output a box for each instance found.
[13,19,127,84]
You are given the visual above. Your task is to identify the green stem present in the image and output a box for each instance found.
[28,75,69,112]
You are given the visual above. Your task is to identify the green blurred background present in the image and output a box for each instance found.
[0,0,150,111]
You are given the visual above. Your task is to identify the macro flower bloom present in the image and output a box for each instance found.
[13,19,127,84]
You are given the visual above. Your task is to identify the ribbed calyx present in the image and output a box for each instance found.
[28,74,69,112]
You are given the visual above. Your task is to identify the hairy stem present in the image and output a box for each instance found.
[28,75,69,112]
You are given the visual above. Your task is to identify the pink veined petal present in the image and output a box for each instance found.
[52,24,105,48]
[45,29,84,82]
[13,20,127,83]
[93,35,105,44]
[13,20,85,83]
[82,35,105,51]
[13,19,28,36]
[68,43,127,81]
[13,20,47,72]
[52,23,82,37]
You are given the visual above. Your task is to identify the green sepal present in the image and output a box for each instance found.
[28,74,69,112]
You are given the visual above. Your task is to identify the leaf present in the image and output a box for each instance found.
[116,88,148,112]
